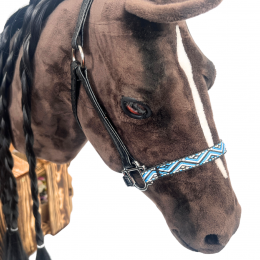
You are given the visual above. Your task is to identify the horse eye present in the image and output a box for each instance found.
[121,97,152,119]
[126,102,146,115]
[203,75,212,90]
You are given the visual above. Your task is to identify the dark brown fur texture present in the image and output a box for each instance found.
[8,0,241,254]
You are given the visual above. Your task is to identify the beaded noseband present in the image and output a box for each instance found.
[71,0,227,191]
[142,141,226,185]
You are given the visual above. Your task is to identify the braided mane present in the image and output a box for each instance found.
[0,0,65,259]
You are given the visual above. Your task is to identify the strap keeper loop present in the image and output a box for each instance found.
[72,45,85,68]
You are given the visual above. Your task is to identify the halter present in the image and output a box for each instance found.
[70,0,226,191]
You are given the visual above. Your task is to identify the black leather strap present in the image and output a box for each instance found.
[71,61,82,128]
[72,0,94,50]
[70,0,148,190]
[72,64,135,169]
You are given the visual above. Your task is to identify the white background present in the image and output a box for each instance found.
[1,0,260,260]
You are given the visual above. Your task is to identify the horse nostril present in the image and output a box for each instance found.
[205,234,219,245]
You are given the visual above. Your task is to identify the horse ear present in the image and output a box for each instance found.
[125,0,223,23]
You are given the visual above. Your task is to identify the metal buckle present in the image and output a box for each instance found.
[72,45,85,68]
[123,161,149,191]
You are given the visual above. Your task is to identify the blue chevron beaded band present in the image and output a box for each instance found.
[142,141,226,184]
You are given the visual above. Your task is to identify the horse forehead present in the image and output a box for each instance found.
[88,1,204,71]
[91,21,201,91]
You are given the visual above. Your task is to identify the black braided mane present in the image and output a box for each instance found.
[0,0,65,259]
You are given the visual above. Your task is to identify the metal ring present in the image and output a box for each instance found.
[72,45,85,68]
[134,182,149,192]
[6,227,19,232]
[72,49,76,62]
[37,243,45,249]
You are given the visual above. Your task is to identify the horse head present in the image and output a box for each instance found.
[5,0,241,256]
[75,0,241,253]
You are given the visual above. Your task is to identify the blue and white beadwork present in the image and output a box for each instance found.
[142,141,226,184]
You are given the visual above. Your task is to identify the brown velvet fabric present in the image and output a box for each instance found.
[125,0,223,23]
[8,0,241,254]
[9,0,87,164]
[145,157,240,254]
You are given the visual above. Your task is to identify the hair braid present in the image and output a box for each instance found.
[0,26,11,89]
[19,0,64,257]
[0,26,30,231]
[0,3,36,230]
[0,0,65,258]
[0,25,11,192]
[0,0,42,228]
[0,2,38,181]
[0,2,44,260]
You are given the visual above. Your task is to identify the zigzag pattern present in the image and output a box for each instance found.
[142,141,226,184]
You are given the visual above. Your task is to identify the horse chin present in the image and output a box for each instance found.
[171,229,226,254]
[171,229,199,252]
